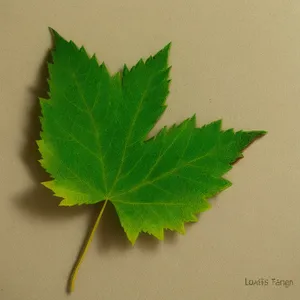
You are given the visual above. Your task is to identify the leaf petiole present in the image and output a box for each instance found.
[68,200,108,293]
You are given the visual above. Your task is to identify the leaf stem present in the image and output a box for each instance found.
[68,200,108,293]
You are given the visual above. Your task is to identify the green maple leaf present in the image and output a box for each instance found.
[37,29,266,292]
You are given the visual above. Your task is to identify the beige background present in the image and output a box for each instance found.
[0,0,299,299]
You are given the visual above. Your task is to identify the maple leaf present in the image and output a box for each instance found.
[37,29,266,292]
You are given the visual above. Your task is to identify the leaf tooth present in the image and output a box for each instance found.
[59,198,81,207]
[36,141,42,151]
[126,230,140,245]
[174,223,185,235]
[123,64,129,76]
[171,116,194,132]
[149,228,164,241]
[79,46,87,54]
[157,126,168,137]
[126,58,144,73]
[69,40,79,51]
[36,139,43,148]
[186,114,197,128]
[212,119,222,130]
[100,62,110,76]
[39,97,48,104]
[145,55,154,65]
[162,126,168,134]
[189,214,199,222]
[134,58,145,70]
[164,65,172,77]
[42,180,53,189]
[91,54,99,64]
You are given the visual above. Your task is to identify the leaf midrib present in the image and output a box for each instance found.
[108,73,154,195]
[72,72,108,193]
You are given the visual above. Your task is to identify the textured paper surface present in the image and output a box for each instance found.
[0,1,299,299]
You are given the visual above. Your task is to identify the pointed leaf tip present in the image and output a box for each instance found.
[164,42,172,51]
[49,27,58,37]
[49,28,65,44]
[258,130,267,136]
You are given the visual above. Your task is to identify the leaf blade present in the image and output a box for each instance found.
[39,30,266,245]
[110,118,265,243]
